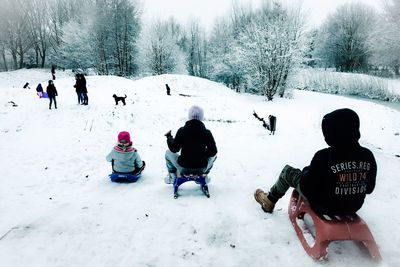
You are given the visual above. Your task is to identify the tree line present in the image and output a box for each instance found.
[0,0,399,100]
[311,1,400,76]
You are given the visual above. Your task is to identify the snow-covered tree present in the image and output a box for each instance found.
[57,20,94,70]
[369,0,400,76]
[186,20,209,78]
[25,0,53,68]
[315,3,377,72]
[208,10,249,92]
[0,0,31,69]
[139,19,183,75]
[91,0,141,75]
[0,7,9,70]
[237,1,305,100]
[48,0,85,48]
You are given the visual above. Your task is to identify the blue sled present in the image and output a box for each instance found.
[109,173,141,183]
[173,174,210,199]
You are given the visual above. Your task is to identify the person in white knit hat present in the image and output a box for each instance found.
[164,105,217,184]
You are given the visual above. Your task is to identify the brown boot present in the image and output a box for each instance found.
[254,189,275,213]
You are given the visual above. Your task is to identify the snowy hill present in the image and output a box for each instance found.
[0,69,399,267]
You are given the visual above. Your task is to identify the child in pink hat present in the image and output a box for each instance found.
[106,131,145,174]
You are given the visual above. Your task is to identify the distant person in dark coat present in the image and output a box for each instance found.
[76,73,88,105]
[73,74,82,104]
[166,84,171,96]
[254,108,377,215]
[164,105,217,184]
[51,65,56,80]
[46,80,58,109]
[36,83,43,98]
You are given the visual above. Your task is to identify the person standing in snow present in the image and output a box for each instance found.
[51,65,56,80]
[46,80,58,109]
[165,84,171,96]
[106,131,145,175]
[75,73,88,105]
[73,74,82,104]
[254,108,377,215]
[164,105,217,184]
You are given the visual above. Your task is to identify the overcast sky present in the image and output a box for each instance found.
[142,0,384,30]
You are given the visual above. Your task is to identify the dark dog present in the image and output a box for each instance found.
[253,111,277,135]
[23,82,30,89]
[113,94,127,105]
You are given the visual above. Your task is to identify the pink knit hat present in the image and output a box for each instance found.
[118,131,131,144]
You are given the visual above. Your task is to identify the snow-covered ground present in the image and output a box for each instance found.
[0,69,399,267]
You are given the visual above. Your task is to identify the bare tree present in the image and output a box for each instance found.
[370,0,400,76]
[109,0,141,76]
[25,0,52,68]
[0,40,8,71]
[1,0,32,69]
[187,20,209,78]
[140,20,181,75]
[92,0,141,75]
[208,10,248,92]
[315,3,377,72]
[0,7,9,70]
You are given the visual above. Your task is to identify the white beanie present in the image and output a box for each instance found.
[188,105,204,121]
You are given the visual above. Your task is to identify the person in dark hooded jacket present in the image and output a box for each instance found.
[74,73,88,105]
[254,108,377,215]
[164,105,217,184]
[46,80,58,109]
[36,83,43,98]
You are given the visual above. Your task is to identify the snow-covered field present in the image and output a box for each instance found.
[0,69,399,267]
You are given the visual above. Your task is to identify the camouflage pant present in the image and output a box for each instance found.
[269,165,307,203]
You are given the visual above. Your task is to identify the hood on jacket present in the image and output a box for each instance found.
[185,118,206,129]
[321,108,360,148]
[188,105,204,121]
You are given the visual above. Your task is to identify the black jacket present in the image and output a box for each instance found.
[36,84,43,92]
[167,119,217,168]
[299,109,377,214]
[300,146,376,214]
[75,75,87,93]
[46,84,58,98]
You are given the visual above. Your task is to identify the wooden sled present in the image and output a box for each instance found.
[288,190,382,262]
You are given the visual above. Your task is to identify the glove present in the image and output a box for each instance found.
[164,130,172,138]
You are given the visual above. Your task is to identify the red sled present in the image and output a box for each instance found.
[288,190,382,262]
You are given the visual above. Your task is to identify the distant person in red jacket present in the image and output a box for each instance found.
[255,108,377,215]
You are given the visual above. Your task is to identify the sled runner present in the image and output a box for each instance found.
[288,190,382,262]
[109,173,141,183]
[173,174,210,199]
